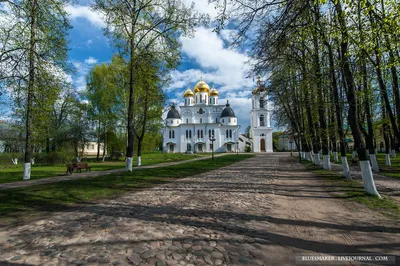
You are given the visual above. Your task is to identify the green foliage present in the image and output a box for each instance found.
[244,145,251,152]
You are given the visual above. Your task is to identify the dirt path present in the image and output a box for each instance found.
[0,153,398,266]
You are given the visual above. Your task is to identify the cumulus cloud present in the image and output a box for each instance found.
[166,27,260,131]
[84,56,98,64]
[65,5,105,28]
[70,57,98,91]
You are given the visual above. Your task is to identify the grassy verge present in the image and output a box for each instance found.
[301,160,400,219]
[329,152,400,179]
[0,154,253,227]
[0,153,208,184]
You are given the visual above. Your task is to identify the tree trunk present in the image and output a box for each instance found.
[326,42,347,176]
[24,0,39,180]
[96,120,101,161]
[334,0,379,196]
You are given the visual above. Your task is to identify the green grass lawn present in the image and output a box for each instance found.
[0,154,253,227]
[329,152,400,178]
[301,160,400,219]
[0,153,209,184]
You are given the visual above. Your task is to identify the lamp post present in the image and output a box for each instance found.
[209,135,216,161]
[236,141,239,155]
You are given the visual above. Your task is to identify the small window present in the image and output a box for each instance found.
[201,130,204,138]
[229,129,232,138]
[229,118,231,123]
[187,119,189,123]
[92,144,95,150]
[186,130,188,138]
[226,130,229,138]
[197,130,200,137]
[260,98,264,108]
[172,130,175,139]
[212,129,215,136]
[209,130,211,136]
[169,130,171,139]
[210,143,213,150]
[199,108,204,114]
[222,119,224,123]
[200,118,202,123]
[189,130,192,138]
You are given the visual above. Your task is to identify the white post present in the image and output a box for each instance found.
[359,160,381,198]
[323,154,331,170]
[126,157,133,171]
[341,156,350,179]
[137,156,141,167]
[11,158,18,165]
[23,162,31,180]
[369,153,379,172]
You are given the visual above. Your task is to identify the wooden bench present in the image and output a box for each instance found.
[66,162,91,174]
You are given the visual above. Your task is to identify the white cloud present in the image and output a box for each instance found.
[84,56,98,64]
[166,27,260,130]
[65,4,105,28]
[85,39,93,48]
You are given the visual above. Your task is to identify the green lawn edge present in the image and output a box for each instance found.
[0,154,254,227]
[300,160,400,220]
[0,153,209,184]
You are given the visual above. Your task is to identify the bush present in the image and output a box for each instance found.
[245,146,252,152]
[0,152,23,166]
[34,151,75,164]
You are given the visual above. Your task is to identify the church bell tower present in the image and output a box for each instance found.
[250,76,273,152]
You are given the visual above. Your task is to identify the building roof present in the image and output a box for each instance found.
[166,105,180,119]
[220,101,236,118]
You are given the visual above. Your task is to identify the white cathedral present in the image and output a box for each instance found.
[163,77,273,153]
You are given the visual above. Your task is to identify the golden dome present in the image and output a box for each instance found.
[183,86,194,97]
[210,84,219,97]
[194,77,210,93]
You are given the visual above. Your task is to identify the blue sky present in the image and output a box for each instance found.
[65,0,267,131]
[1,0,271,131]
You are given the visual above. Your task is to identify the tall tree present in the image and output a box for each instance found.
[92,0,195,171]
[0,0,70,180]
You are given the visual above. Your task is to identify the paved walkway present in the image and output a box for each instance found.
[0,154,399,266]
[0,154,228,191]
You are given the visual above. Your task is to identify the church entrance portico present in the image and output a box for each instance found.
[196,143,204,153]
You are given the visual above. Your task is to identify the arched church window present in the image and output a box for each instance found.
[200,118,202,123]
[229,129,232,138]
[187,143,191,151]
[186,130,189,138]
[197,130,200,137]
[186,119,189,123]
[199,108,204,114]
[169,130,171,139]
[189,130,192,138]
[260,115,265,126]
[260,98,265,109]
[172,130,175,138]
[212,129,215,136]
[209,130,211,136]
[200,130,204,138]
[226,130,229,138]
